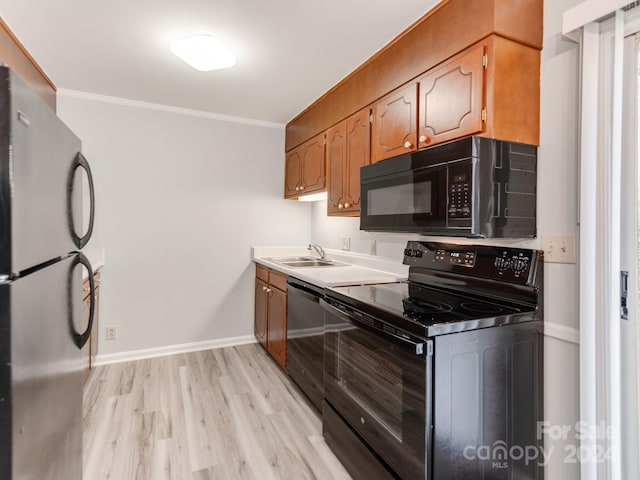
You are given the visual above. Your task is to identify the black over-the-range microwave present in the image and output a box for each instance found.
[359,136,537,238]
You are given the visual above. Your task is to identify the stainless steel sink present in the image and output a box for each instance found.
[265,257,347,268]
[265,256,317,262]
[281,260,341,268]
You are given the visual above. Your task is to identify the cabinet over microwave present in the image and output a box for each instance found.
[359,137,537,238]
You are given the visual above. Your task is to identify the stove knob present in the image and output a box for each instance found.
[513,259,529,274]
[405,249,413,257]
[494,257,510,271]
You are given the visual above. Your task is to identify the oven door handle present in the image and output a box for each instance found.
[320,299,430,356]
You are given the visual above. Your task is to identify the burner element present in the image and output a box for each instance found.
[460,302,504,315]
[402,297,454,321]
[404,298,453,314]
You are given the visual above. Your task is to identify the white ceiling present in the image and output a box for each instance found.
[0,0,440,125]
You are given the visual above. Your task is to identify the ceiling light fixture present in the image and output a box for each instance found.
[170,34,236,71]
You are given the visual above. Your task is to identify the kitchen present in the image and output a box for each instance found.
[0,0,636,479]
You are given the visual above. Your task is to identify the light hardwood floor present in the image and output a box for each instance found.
[83,343,351,480]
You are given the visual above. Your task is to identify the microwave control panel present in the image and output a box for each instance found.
[447,163,472,218]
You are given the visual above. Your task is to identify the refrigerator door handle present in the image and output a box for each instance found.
[70,252,95,349]
[67,152,95,249]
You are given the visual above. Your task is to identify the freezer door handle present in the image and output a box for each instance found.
[70,252,95,349]
[67,152,95,249]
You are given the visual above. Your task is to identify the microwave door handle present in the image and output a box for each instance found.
[320,299,428,356]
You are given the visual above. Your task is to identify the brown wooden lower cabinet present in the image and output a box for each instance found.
[82,269,101,383]
[254,278,269,347]
[254,264,287,369]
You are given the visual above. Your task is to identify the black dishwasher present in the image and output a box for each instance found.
[286,278,325,411]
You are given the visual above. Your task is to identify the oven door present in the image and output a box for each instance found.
[321,299,433,480]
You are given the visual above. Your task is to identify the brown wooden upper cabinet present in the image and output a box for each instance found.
[370,35,539,163]
[327,107,370,216]
[371,84,417,164]
[0,18,56,110]
[418,43,485,148]
[284,132,325,198]
[285,0,542,153]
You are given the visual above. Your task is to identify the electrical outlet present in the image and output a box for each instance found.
[106,326,117,341]
[369,240,377,255]
[341,237,351,251]
[541,235,576,264]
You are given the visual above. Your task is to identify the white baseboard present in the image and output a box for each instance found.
[93,323,578,366]
[544,321,580,344]
[93,335,257,366]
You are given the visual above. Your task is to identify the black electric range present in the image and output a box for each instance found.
[321,241,544,480]
[325,241,543,338]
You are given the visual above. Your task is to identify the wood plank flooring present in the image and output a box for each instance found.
[83,343,351,480]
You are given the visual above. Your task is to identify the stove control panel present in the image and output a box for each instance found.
[403,241,542,286]
[494,251,531,276]
[406,246,477,267]
[434,248,476,267]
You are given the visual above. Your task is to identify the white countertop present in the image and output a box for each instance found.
[251,246,408,288]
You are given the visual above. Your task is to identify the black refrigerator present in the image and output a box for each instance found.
[0,67,96,479]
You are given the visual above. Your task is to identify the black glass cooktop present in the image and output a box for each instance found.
[326,281,533,337]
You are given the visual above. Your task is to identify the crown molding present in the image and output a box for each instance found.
[57,89,285,129]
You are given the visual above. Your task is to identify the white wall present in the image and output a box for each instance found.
[310,0,583,477]
[58,95,311,355]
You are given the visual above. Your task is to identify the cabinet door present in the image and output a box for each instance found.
[284,148,302,198]
[372,84,417,163]
[326,122,346,215]
[300,133,325,193]
[418,44,485,147]
[344,107,371,215]
[254,278,268,347]
[267,287,287,370]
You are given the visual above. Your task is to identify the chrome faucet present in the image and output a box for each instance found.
[308,243,325,260]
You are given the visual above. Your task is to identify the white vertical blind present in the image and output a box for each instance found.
[578,21,600,480]
[608,10,624,480]
[564,2,639,479]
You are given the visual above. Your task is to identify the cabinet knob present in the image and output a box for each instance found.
[338,203,343,209]
[419,135,427,143]
[267,288,272,294]
[404,141,413,149]
[295,186,300,191]
[344,202,350,208]
[299,185,305,190]
[262,286,267,291]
